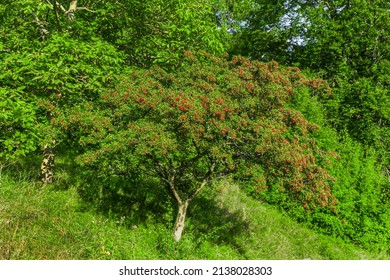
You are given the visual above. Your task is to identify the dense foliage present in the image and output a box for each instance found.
[0,0,388,253]
[0,0,229,149]
[54,52,338,240]
[230,0,390,251]
[0,88,38,165]
[233,0,390,164]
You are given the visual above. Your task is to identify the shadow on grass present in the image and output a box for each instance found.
[188,194,251,256]
[1,154,41,182]
[4,153,252,257]
[70,173,170,227]
[58,167,251,256]
[75,174,251,255]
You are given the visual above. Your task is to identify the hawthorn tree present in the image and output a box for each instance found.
[57,52,337,241]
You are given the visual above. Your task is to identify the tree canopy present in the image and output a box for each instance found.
[55,52,338,240]
[232,0,390,164]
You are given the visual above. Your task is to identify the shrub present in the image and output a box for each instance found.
[58,52,337,241]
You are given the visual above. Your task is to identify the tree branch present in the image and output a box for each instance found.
[168,175,183,204]
[67,0,78,13]
[52,0,63,32]
[45,0,53,8]
[188,178,209,202]
[65,0,96,20]
[188,162,215,201]
[76,7,97,13]
[33,13,50,35]
[55,1,67,12]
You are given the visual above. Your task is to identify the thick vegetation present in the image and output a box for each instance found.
[54,52,338,241]
[0,0,389,258]
[233,0,390,166]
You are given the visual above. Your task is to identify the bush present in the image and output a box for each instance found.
[247,73,390,252]
[57,52,339,241]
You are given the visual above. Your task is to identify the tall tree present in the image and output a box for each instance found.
[113,0,229,68]
[0,0,229,182]
[233,0,390,167]
[0,0,124,183]
[230,0,390,250]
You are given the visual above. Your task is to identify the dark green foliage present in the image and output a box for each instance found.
[56,52,340,240]
[229,0,389,251]
[0,0,228,155]
[0,88,38,163]
[250,79,390,252]
[111,0,228,68]
[233,0,390,163]
[0,1,126,160]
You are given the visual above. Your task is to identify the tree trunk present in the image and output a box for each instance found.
[173,199,190,242]
[40,140,55,184]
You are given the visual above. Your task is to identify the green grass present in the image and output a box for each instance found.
[0,166,388,260]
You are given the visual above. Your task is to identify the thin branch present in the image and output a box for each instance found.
[168,175,183,204]
[33,13,50,35]
[43,0,65,13]
[76,7,97,13]
[52,0,62,31]
[45,0,54,9]
[153,159,169,180]
[188,162,216,201]
[56,1,67,13]
[188,178,209,202]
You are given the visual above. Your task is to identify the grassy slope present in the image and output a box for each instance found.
[0,173,387,260]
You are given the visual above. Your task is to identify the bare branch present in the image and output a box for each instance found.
[56,1,67,12]
[64,0,96,20]
[77,7,97,13]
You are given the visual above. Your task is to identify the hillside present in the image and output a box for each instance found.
[1,169,386,260]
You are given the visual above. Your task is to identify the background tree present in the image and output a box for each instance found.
[230,0,390,250]
[0,0,229,183]
[232,0,389,165]
[231,0,390,187]
[112,0,229,68]
[0,88,38,173]
[0,0,126,183]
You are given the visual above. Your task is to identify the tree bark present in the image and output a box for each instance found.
[41,140,55,184]
[168,174,212,242]
[173,199,190,242]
